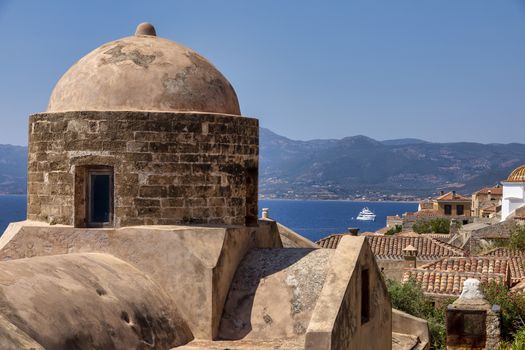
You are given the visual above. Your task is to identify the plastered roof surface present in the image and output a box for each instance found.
[47,23,241,115]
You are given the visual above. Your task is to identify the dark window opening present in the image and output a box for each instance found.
[457,205,464,216]
[87,169,113,227]
[361,268,370,324]
[444,204,452,215]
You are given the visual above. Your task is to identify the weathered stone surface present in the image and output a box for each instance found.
[48,26,241,115]
[305,236,393,350]
[0,220,282,340]
[447,278,501,350]
[28,111,258,227]
[0,253,193,349]
[219,248,332,341]
[392,309,429,350]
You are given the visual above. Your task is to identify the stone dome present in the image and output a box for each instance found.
[47,23,241,115]
[507,165,525,182]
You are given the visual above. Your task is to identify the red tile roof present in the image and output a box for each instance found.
[480,248,525,284]
[316,233,346,249]
[419,257,510,277]
[475,187,503,196]
[402,269,505,297]
[434,191,470,201]
[366,236,465,260]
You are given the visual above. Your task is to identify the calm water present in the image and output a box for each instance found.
[259,199,418,242]
[0,196,418,242]
[0,195,26,233]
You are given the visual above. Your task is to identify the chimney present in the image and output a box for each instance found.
[261,208,270,219]
[440,191,445,196]
[348,228,359,236]
[402,245,418,269]
[452,190,456,197]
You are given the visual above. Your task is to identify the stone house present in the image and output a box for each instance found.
[471,186,502,218]
[0,23,394,350]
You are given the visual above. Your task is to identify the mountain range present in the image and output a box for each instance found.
[1,129,525,199]
[260,128,525,200]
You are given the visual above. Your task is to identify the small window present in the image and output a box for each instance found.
[88,169,113,227]
[444,204,452,215]
[361,268,370,324]
[457,205,464,216]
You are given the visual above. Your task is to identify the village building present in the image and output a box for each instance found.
[433,191,472,218]
[501,165,525,221]
[471,186,502,218]
[0,23,395,350]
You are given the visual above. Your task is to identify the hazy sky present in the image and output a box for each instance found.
[0,0,524,145]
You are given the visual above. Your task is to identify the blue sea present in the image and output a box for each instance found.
[0,195,27,233]
[0,196,418,242]
[259,200,418,242]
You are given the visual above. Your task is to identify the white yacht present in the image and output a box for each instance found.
[356,207,376,221]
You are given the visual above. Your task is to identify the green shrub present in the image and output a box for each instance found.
[509,225,525,250]
[385,225,402,236]
[413,218,450,234]
[510,327,525,350]
[387,278,449,350]
[481,281,525,341]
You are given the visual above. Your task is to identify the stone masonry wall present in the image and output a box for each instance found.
[28,111,258,227]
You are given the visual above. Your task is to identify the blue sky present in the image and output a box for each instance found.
[0,0,524,145]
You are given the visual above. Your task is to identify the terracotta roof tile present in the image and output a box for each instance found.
[318,234,466,260]
[316,233,346,249]
[402,269,505,297]
[475,187,503,196]
[419,257,510,276]
[366,235,465,260]
[434,191,470,201]
[481,248,525,283]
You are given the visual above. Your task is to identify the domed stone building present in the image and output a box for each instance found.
[28,22,258,228]
[0,24,394,349]
[501,165,525,221]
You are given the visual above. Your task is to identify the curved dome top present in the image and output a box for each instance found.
[507,165,525,182]
[47,23,241,115]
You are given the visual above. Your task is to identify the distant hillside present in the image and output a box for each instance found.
[0,145,27,194]
[260,128,525,199]
[1,130,525,199]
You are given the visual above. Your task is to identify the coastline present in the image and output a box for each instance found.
[259,198,420,203]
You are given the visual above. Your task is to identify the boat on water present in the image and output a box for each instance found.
[356,207,376,221]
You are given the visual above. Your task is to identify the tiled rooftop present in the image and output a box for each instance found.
[418,257,510,277]
[366,235,465,260]
[317,234,465,260]
[402,269,505,297]
[481,247,525,258]
[434,191,470,202]
[316,233,346,249]
[480,248,525,284]
[475,187,503,196]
